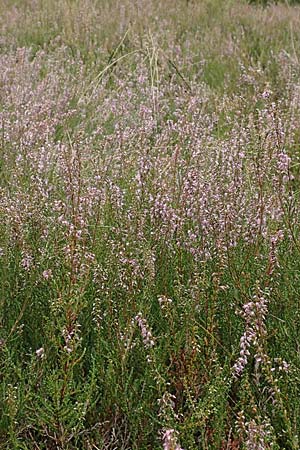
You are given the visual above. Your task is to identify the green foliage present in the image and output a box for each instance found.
[1,0,300,449]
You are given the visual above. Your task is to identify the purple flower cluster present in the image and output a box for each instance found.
[135,313,155,348]
[233,290,269,378]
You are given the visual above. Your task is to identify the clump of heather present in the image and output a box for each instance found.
[1,0,300,448]
[162,428,183,450]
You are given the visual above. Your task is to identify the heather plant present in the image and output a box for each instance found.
[1,0,300,449]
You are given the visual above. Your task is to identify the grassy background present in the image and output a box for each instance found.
[0,0,300,448]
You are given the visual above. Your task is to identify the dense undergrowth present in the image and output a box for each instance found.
[1,0,300,448]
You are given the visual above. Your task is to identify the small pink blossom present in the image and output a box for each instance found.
[35,347,44,359]
[42,269,52,280]
[162,429,183,450]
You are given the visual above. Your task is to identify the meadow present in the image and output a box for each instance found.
[1,0,300,448]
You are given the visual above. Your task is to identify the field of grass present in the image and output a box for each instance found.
[1,0,300,448]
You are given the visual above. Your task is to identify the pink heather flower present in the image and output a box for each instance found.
[277,152,291,172]
[162,429,183,450]
[42,269,52,280]
[262,89,272,99]
[232,290,269,378]
[245,419,271,450]
[21,253,33,271]
[135,313,155,348]
[35,347,44,359]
